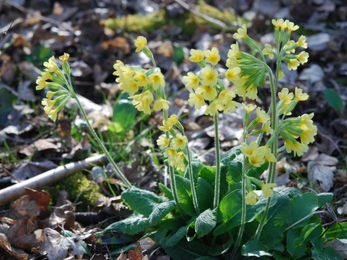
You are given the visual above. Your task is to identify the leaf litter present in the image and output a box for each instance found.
[1,0,347,258]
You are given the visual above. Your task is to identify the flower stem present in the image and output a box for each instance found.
[230,159,247,258]
[74,94,133,189]
[213,114,221,208]
[254,63,279,239]
[186,143,200,215]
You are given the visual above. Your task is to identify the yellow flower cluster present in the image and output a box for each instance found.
[113,38,168,115]
[280,113,317,156]
[227,19,309,100]
[183,47,240,116]
[157,115,187,171]
[240,141,276,167]
[36,54,71,122]
[245,183,277,205]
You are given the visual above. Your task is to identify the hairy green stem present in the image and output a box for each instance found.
[186,145,200,215]
[213,114,221,208]
[230,159,247,258]
[74,95,133,189]
[254,61,280,239]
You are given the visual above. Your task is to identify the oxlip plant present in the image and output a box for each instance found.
[36,19,347,259]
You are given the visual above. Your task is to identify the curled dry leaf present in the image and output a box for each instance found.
[35,228,85,260]
[307,160,334,192]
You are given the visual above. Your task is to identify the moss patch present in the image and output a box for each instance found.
[50,172,103,211]
[102,0,247,36]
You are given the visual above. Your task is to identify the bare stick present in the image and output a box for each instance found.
[0,154,105,205]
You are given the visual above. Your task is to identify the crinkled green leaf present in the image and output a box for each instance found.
[242,239,272,257]
[98,214,149,235]
[195,209,217,238]
[121,187,167,217]
[175,174,196,216]
[148,200,176,225]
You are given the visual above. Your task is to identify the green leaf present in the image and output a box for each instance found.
[161,225,188,248]
[99,214,150,235]
[195,209,217,238]
[26,45,53,66]
[324,88,343,114]
[242,239,272,257]
[218,189,242,223]
[289,192,318,226]
[323,222,347,242]
[112,99,136,132]
[175,174,196,216]
[260,192,291,248]
[196,177,214,211]
[173,45,185,66]
[121,187,167,217]
[148,200,176,225]
[317,192,333,207]
[159,183,173,200]
[0,86,16,127]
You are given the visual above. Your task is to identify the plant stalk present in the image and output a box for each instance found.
[213,114,221,208]
[74,95,133,189]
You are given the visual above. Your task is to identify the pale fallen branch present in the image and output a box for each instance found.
[0,154,105,205]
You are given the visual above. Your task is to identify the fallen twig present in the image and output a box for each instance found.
[0,154,105,205]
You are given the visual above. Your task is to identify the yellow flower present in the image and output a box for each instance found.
[218,89,235,105]
[284,40,296,54]
[255,107,269,123]
[278,70,285,79]
[149,72,165,90]
[199,66,218,86]
[262,183,277,198]
[262,44,275,59]
[242,103,257,114]
[225,67,241,82]
[258,146,277,162]
[164,147,177,164]
[272,18,286,30]
[223,101,240,114]
[233,24,247,39]
[59,52,70,62]
[188,93,206,109]
[175,152,186,171]
[42,98,55,114]
[245,191,259,205]
[43,56,58,73]
[248,150,265,167]
[167,114,178,126]
[204,47,220,66]
[298,113,317,144]
[284,139,308,157]
[134,36,147,52]
[189,49,204,63]
[153,98,170,111]
[262,121,273,134]
[297,51,309,65]
[294,87,308,101]
[205,100,224,116]
[131,90,153,114]
[157,135,170,149]
[119,80,138,95]
[285,20,299,32]
[46,91,54,99]
[48,109,58,122]
[36,71,52,90]
[171,133,188,150]
[278,88,294,112]
[297,35,308,49]
[182,72,199,90]
[159,120,173,132]
[240,141,259,157]
[196,85,218,101]
[133,71,149,87]
[287,59,300,70]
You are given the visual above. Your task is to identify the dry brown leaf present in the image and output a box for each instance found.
[0,233,28,260]
[128,243,143,260]
[35,228,85,260]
